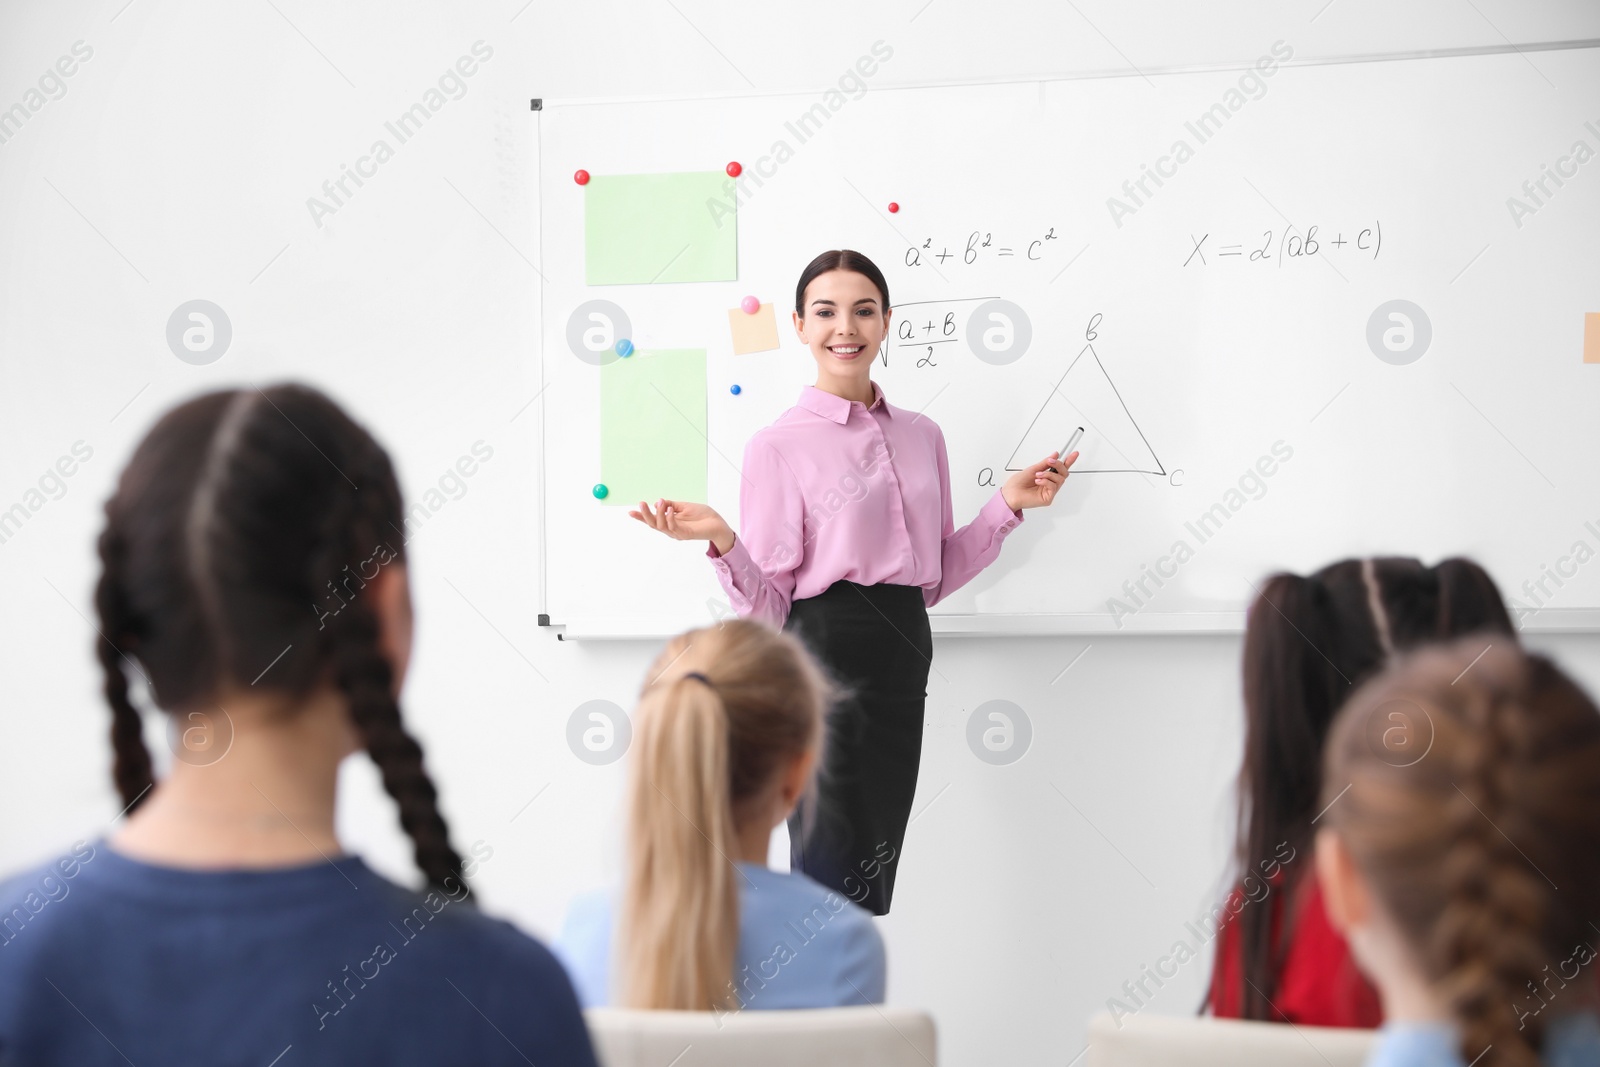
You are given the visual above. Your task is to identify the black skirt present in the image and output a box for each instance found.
[783,579,933,916]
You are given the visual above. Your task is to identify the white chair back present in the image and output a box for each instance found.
[1086,1011,1377,1067]
[584,1005,937,1067]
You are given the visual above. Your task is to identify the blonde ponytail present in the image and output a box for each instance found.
[616,620,832,1010]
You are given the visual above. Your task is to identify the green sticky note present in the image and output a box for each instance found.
[600,349,708,505]
[585,172,737,285]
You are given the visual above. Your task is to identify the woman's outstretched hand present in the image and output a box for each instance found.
[1001,451,1078,511]
[630,498,735,554]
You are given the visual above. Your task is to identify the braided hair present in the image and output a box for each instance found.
[1222,556,1516,1020]
[1321,640,1600,1067]
[95,385,467,893]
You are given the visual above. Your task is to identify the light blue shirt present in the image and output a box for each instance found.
[1366,1012,1600,1067]
[554,862,886,1010]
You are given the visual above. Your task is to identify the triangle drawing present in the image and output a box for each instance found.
[1006,344,1165,475]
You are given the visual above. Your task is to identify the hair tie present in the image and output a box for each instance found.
[682,671,715,689]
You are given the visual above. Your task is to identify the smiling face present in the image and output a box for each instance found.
[793,269,890,395]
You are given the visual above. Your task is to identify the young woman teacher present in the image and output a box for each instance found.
[630,249,1077,915]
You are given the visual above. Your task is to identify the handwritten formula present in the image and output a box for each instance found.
[905,228,1060,268]
[1183,220,1383,268]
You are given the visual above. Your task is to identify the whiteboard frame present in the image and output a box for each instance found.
[546,608,1600,640]
[536,39,1600,109]
[534,39,1600,640]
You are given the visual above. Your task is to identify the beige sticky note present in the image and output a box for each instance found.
[728,303,780,355]
[1586,312,1600,364]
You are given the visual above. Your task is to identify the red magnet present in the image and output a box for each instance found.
[574,169,590,185]
[887,201,899,213]
[726,161,742,177]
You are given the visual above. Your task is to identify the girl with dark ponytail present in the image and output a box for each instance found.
[0,385,598,1067]
[1207,556,1517,1028]
[1317,640,1600,1067]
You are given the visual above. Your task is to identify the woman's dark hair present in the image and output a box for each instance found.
[1217,556,1515,1019]
[96,384,467,894]
[794,249,891,316]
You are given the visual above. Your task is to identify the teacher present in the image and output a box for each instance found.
[630,249,1076,915]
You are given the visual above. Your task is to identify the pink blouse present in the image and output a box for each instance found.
[706,381,1024,629]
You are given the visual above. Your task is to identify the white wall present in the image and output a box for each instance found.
[3,2,1598,1064]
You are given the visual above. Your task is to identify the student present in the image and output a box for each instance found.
[1206,557,1515,1027]
[0,386,597,1067]
[555,619,886,1011]
[1316,640,1600,1066]
[630,249,1077,915]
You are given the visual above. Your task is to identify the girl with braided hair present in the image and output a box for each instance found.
[1207,557,1517,1028]
[0,386,597,1067]
[554,618,886,1011]
[1316,639,1600,1067]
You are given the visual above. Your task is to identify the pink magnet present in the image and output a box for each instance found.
[740,295,760,315]
[726,161,742,177]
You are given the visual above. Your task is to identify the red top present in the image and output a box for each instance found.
[1208,870,1383,1029]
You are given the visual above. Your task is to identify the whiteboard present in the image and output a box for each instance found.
[535,44,1600,637]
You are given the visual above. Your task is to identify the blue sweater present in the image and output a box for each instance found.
[554,861,885,1010]
[0,840,598,1067]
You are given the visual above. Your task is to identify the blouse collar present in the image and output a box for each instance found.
[797,380,890,425]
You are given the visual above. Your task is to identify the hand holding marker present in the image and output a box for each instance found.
[1001,428,1078,511]
[1049,427,1084,474]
